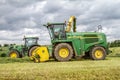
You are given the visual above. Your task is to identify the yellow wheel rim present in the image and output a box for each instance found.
[95,50,103,58]
[10,52,17,58]
[59,48,69,58]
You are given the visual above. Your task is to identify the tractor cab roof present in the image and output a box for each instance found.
[23,37,39,40]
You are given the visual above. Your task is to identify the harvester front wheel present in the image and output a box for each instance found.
[54,43,73,61]
[90,46,106,60]
[8,50,20,58]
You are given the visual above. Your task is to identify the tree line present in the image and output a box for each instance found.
[0,44,16,47]
[108,40,120,47]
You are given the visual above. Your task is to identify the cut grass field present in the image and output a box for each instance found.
[0,57,120,80]
[0,47,120,80]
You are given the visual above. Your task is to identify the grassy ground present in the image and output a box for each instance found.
[0,57,120,80]
[0,47,120,80]
[109,47,120,57]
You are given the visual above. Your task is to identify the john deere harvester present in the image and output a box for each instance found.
[31,16,109,62]
[8,37,39,58]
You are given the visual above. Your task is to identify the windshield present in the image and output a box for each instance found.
[48,24,66,40]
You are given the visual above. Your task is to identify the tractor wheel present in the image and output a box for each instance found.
[8,50,20,58]
[28,46,39,57]
[54,43,73,61]
[90,46,106,60]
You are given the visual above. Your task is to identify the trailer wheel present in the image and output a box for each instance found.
[8,50,20,58]
[54,43,73,61]
[28,46,39,57]
[90,46,106,60]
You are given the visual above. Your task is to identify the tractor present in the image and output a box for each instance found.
[31,16,110,62]
[8,37,39,58]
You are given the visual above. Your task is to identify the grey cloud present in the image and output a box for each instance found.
[0,0,120,44]
[0,0,43,7]
[74,0,120,36]
[43,0,62,13]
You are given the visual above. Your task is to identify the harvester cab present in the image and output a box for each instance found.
[44,16,76,40]
[45,23,66,40]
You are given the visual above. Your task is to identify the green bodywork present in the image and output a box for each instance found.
[9,37,39,57]
[44,23,109,57]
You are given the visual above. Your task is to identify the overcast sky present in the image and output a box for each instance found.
[0,0,120,45]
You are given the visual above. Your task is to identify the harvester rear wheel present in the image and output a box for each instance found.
[8,50,20,58]
[28,46,39,57]
[90,46,106,60]
[54,43,73,61]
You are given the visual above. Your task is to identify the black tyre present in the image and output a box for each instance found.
[8,50,20,58]
[28,46,39,57]
[54,43,73,61]
[90,46,106,60]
